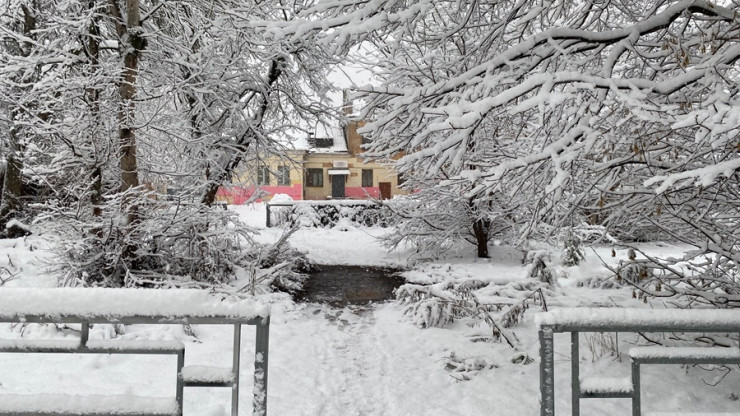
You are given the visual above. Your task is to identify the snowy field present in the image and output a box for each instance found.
[0,204,738,415]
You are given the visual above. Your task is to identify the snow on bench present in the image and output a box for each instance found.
[0,339,185,353]
[181,365,235,386]
[0,287,270,324]
[630,346,740,364]
[0,394,179,416]
[579,376,633,397]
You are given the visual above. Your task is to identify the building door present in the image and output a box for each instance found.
[379,182,391,200]
[332,175,346,198]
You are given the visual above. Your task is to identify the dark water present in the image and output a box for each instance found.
[295,265,405,306]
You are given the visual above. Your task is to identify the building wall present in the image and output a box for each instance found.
[215,121,408,203]
[217,151,306,203]
[303,153,404,200]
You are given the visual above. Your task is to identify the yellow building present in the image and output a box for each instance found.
[217,119,406,203]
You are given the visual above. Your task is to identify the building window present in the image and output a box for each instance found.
[397,172,405,187]
[306,168,323,187]
[257,165,270,185]
[277,165,291,186]
[362,169,373,187]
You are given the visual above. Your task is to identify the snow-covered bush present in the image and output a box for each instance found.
[444,352,497,381]
[45,191,317,293]
[271,201,386,229]
[524,251,555,284]
[560,229,585,267]
[382,190,515,260]
[396,278,550,348]
[237,225,318,295]
[47,195,248,287]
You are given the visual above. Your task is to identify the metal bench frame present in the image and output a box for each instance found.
[630,346,740,416]
[0,313,270,416]
[538,309,740,416]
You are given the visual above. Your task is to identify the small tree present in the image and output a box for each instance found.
[383,177,515,259]
[561,229,585,267]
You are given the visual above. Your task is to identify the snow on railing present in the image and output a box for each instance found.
[0,288,271,416]
[0,287,269,322]
[536,307,740,332]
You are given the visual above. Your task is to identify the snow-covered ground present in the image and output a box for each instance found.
[0,204,738,415]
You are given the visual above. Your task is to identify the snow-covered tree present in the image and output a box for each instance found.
[384,175,517,259]
[271,0,739,301]
[1,0,340,287]
[0,0,48,236]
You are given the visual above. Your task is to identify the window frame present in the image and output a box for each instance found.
[361,169,373,187]
[257,165,271,186]
[276,165,291,186]
[305,168,324,187]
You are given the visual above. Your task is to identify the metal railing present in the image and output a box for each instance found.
[537,308,740,416]
[0,288,270,416]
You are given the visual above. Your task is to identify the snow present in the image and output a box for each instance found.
[0,339,184,352]
[644,413,740,416]
[644,158,740,194]
[267,199,375,206]
[180,366,235,383]
[0,339,82,351]
[5,219,30,232]
[536,307,740,330]
[0,288,269,321]
[579,376,633,394]
[630,346,740,361]
[0,394,178,415]
[0,204,738,415]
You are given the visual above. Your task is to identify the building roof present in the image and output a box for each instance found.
[288,124,348,154]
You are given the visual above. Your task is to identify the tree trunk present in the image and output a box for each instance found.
[86,2,104,222]
[473,217,490,258]
[119,0,142,191]
[108,0,145,274]
[111,0,144,225]
[0,124,24,236]
[0,5,36,237]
